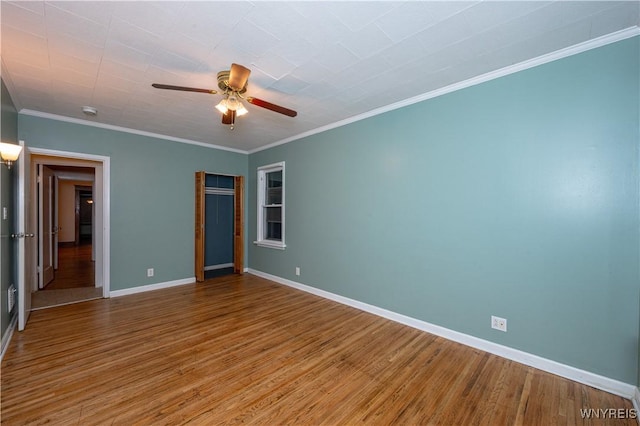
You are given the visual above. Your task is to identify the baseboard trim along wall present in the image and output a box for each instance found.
[248,269,637,400]
[633,387,640,414]
[110,277,195,298]
[0,313,18,362]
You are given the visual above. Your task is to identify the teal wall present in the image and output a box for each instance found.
[8,36,640,388]
[18,115,248,291]
[1,79,19,339]
[249,37,640,385]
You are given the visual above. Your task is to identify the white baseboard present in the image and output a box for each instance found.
[110,277,195,298]
[1,313,18,362]
[248,268,637,400]
[633,387,640,418]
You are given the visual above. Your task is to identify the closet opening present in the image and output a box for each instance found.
[195,172,244,282]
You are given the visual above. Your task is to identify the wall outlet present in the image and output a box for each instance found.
[491,315,507,332]
[295,267,300,276]
[147,268,154,277]
[2,207,7,220]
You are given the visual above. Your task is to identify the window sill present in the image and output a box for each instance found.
[253,240,286,250]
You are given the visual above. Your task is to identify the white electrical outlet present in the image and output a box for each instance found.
[491,315,507,332]
[295,267,300,276]
[2,207,7,220]
[147,268,154,277]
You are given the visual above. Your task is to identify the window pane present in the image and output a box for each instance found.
[266,207,281,222]
[257,162,285,248]
[205,174,234,189]
[265,170,282,204]
[263,206,282,241]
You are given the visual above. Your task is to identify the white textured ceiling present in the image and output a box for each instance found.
[1,1,639,153]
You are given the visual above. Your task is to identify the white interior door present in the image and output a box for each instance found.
[53,175,59,270]
[38,165,54,289]
[17,141,35,331]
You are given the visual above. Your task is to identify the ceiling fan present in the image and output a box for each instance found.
[152,63,297,129]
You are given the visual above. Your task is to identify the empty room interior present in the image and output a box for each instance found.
[0,1,639,424]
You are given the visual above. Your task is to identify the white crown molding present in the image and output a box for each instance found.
[249,26,640,154]
[13,28,639,157]
[248,268,637,400]
[109,277,195,298]
[18,109,248,155]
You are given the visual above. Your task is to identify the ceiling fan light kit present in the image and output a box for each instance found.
[215,98,229,114]
[235,104,248,116]
[216,94,248,117]
[152,63,297,130]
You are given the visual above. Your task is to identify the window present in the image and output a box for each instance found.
[255,162,285,249]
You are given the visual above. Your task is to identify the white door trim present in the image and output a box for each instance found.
[29,148,110,298]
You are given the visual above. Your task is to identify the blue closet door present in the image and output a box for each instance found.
[204,193,234,269]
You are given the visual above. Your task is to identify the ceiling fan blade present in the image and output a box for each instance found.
[228,63,251,91]
[247,97,297,117]
[222,109,236,125]
[152,83,217,95]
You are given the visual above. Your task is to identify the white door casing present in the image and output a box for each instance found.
[28,148,110,298]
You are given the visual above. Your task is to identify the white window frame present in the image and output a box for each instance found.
[254,161,285,249]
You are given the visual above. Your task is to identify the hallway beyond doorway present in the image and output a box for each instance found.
[32,243,100,309]
[44,243,94,290]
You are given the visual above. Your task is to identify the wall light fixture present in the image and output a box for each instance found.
[0,142,23,170]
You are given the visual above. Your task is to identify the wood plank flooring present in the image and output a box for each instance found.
[31,242,99,310]
[1,274,635,425]
[43,243,94,290]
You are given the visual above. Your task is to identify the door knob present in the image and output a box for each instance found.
[10,233,34,238]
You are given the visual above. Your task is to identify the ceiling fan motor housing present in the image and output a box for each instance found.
[217,70,247,94]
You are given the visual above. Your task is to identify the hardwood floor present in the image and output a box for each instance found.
[43,242,94,290]
[31,242,100,310]
[1,274,635,425]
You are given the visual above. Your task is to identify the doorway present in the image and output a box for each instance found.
[17,146,110,330]
[30,159,102,310]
